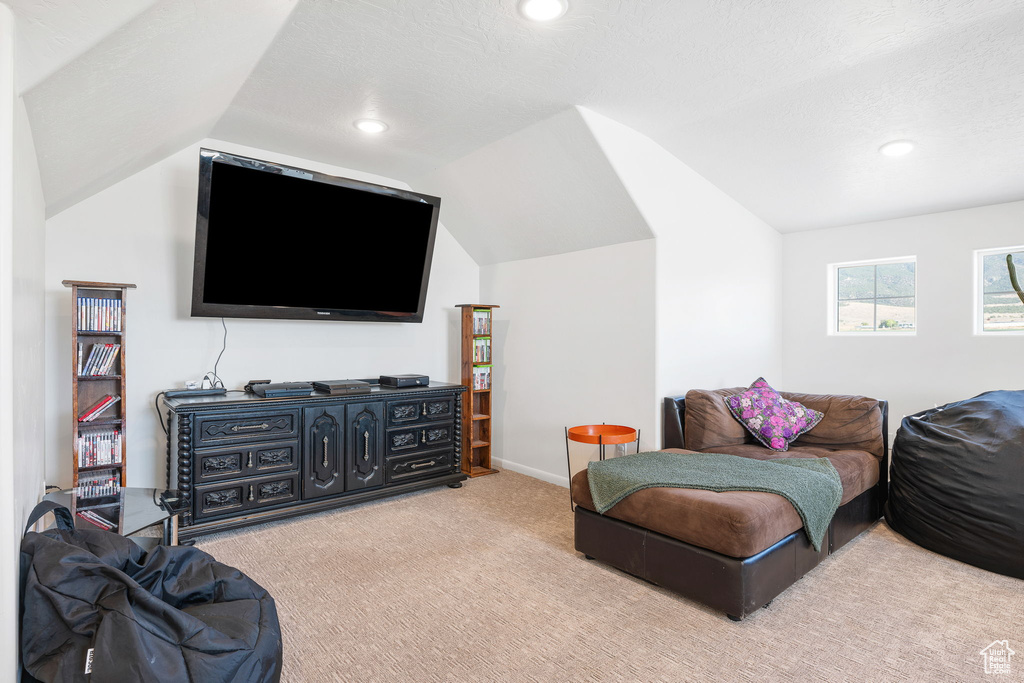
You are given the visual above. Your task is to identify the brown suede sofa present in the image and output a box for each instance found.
[571,388,888,621]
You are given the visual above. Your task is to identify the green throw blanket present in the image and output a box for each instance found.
[587,452,843,551]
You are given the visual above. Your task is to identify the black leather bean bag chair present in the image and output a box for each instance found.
[885,390,1024,579]
[20,502,282,682]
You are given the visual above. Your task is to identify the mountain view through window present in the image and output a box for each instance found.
[836,260,916,333]
[981,250,1024,332]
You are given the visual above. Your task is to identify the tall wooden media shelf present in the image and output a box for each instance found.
[63,281,135,490]
[458,304,499,477]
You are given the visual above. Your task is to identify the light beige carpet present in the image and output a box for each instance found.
[197,471,1023,682]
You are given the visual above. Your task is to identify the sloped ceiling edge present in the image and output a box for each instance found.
[26,0,297,218]
[413,107,653,266]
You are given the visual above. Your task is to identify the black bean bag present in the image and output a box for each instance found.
[20,502,282,682]
[885,390,1024,579]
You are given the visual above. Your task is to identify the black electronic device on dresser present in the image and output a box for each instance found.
[162,382,466,540]
[379,374,429,388]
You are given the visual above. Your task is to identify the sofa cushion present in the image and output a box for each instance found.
[725,378,823,451]
[696,444,879,505]
[781,392,885,459]
[573,469,802,558]
[683,387,884,459]
[683,387,750,451]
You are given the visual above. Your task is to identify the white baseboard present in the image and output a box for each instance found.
[492,457,569,488]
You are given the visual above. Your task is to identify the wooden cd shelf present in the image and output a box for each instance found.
[457,304,499,477]
[64,280,135,488]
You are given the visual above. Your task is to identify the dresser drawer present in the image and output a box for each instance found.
[195,440,299,483]
[386,449,454,484]
[193,472,300,521]
[386,396,455,426]
[385,422,454,455]
[194,409,300,447]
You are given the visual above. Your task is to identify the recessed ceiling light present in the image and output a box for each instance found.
[879,140,915,157]
[518,0,568,22]
[354,119,388,134]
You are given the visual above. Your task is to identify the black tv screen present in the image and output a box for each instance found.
[191,149,441,322]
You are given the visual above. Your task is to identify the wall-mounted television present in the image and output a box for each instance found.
[191,148,441,323]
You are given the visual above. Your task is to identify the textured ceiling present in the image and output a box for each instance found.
[20,0,296,216]
[12,0,1024,235]
[8,0,159,91]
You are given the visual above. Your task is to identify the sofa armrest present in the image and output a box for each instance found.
[663,396,686,449]
[879,399,889,506]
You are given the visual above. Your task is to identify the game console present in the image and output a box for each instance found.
[379,374,429,388]
[312,380,371,395]
[252,382,313,398]
[164,387,226,398]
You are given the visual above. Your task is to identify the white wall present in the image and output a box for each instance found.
[580,108,784,436]
[13,97,46,511]
[481,240,657,486]
[45,140,480,489]
[3,5,49,676]
[481,109,786,487]
[0,6,17,675]
[781,201,1024,431]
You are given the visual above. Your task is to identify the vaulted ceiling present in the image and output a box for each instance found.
[10,0,1024,236]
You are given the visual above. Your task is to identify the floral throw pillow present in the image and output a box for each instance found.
[725,378,823,451]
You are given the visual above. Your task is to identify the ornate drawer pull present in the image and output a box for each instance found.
[247,451,253,468]
[232,423,269,432]
[363,430,370,461]
[421,430,426,443]
[322,436,329,468]
[410,460,436,470]
[229,421,268,432]
[422,402,428,416]
[248,485,254,502]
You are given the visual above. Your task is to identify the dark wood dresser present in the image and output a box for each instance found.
[163,382,466,540]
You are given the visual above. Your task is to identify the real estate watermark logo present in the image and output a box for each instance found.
[980,640,1015,675]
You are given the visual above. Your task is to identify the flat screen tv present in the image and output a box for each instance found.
[191,148,441,323]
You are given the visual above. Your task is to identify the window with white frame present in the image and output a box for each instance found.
[831,257,916,334]
[977,246,1024,334]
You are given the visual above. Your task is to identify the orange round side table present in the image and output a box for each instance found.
[565,424,640,510]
